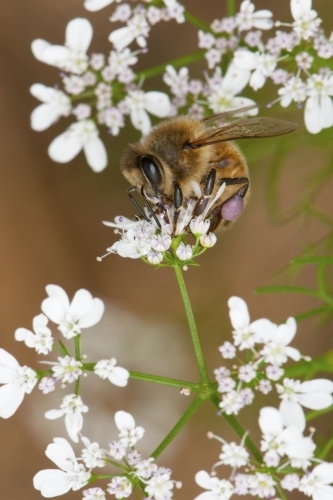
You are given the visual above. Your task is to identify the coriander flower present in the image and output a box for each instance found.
[247,473,276,498]
[236,0,273,31]
[51,356,83,384]
[194,471,234,500]
[83,488,106,500]
[259,317,302,366]
[31,18,93,75]
[15,313,53,355]
[115,410,145,447]
[290,0,321,41]
[233,49,278,90]
[30,84,71,131]
[33,438,90,497]
[125,89,171,134]
[94,358,129,387]
[277,377,333,414]
[48,120,108,172]
[145,469,175,500]
[0,348,37,418]
[81,436,106,468]
[109,12,150,51]
[45,394,88,443]
[107,476,132,499]
[299,462,333,499]
[41,284,104,339]
[304,73,333,134]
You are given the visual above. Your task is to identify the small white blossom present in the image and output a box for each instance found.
[291,0,321,40]
[125,89,171,134]
[134,458,157,479]
[109,12,150,51]
[278,76,307,107]
[94,358,129,387]
[127,450,142,466]
[48,120,108,172]
[259,317,301,366]
[107,476,132,499]
[257,379,272,394]
[219,389,245,415]
[218,341,236,359]
[233,49,278,90]
[247,473,276,498]
[15,313,53,355]
[0,349,37,418]
[145,469,174,499]
[299,462,333,499]
[195,471,234,500]
[280,473,300,491]
[265,365,284,381]
[41,285,104,340]
[218,441,249,468]
[238,364,256,382]
[33,438,90,497]
[200,232,217,248]
[115,410,145,447]
[304,73,333,134]
[81,436,106,468]
[277,377,333,414]
[45,394,88,443]
[63,75,86,95]
[38,377,56,394]
[236,0,273,31]
[83,487,106,500]
[30,84,71,131]
[176,242,193,261]
[147,250,164,265]
[109,440,127,460]
[51,356,83,384]
[31,18,93,75]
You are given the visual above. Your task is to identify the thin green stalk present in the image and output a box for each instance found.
[173,265,209,383]
[74,335,82,395]
[318,434,333,460]
[151,395,204,459]
[129,371,200,390]
[227,0,236,17]
[183,12,212,32]
[210,394,263,464]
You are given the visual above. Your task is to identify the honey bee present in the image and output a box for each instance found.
[120,108,297,234]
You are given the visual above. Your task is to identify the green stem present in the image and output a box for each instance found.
[318,434,333,460]
[210,394,263,464]
[151,395,204,459]
[74,335,82,396]
[129,371,200,390]
[227,0,236,17]
[183,12,212,32]
[173,266,209,383]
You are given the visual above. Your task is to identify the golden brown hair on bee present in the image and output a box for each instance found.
[120,110,297,234]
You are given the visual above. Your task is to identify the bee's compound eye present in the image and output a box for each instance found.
[140,156,162,186]
[221,195,244,221]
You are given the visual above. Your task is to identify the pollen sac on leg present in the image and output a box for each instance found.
[221,194,244,221]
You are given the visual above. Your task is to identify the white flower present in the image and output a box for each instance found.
[278,76,307,107]
[228,296,275,350]
[259,317,301,366]
[236,0,273,31]
[83,488,106,500]
[51,356,83,384]
[33,438,90,497]
[125,90,171,134]
[280,474,300,491]
[84,0,116,11]
[41,284,104,339]
[218,441,249,468]
[238,364,256,382]
[39,377,56,394]
[218,341,236,359]
[145,470,174,500]
[107,476,132,499]
[48,119,108,172]
[15,313,53,355]
[304,73,333,134]
[291,0,321,40]
[109,440,127,460]
[94,358,129,387]
[81,436,106,468]
[219,389,245,415]
[106,220,154,259]
[147,250,164,265]
[0,349,37,418]
[30,84,71,131]
[115,410,145,447]
[176,242,193,261]
[247,473,276,498]
[190,218,210,237]
[207,64,256,114]
[134,458,157,479]
[194,471,234,500]
[109,12,150,51]
[299,462,333,499]
[277,377,333,414]
[31,18,93,75]
[233,49,278,90]
[45,394,88,443]
[200,232,217,248]
[163,65,189,97]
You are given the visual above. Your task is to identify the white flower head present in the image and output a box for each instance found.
[41,285,104,339]
[0,349,37,418]
[304,73,333,134]
[83,487,106,500]
[291,0,322,40]
[125,89,171,134]
[45,394,89,443]
[115,410,145,447]
[236,0,273,31]
[233,49,278,91]
[33,438,90,497]
[15,313,53,355]
[194,471,234,500]
[248,473,276,498]
[109,440,127,460]
[259,317,301,366]
[277,377,333,415]
[299,462,333,498]
[94,358,129,387]
[48,119,108,172]
[31,18,93,75]
[107,476,132,499]
[81,436,106,468]
[109,12,150,51]
[51,356,83,384]
[30,84,71,131]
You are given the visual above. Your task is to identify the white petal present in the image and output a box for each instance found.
[319,94,333,129]
[46,438,76,470]
[109,27,134,51]
[300,379,333,394]
[108,367,129,387]
[83,136,108,172]
[222,63,250,94]
[280,400,305,431]
[45,409,66,420]
[298,392,333,410]
[78,298,104,328]
[65,410,83,442]
[291,0,312,20]
[228,296,250,329]
[48,128,83,163]
[0,384,25,418]
[84,0,114,11]
[305,95,322,134]
[252,11,273,30]
[0,348,20,371]
[233,50,257,70]
[38,45,71,68]
[259,406,283,435]
[115,410,135,432]
[250,318,276,342]
[312,462,333,482]
[130,109,151,134]
[33,313,49,330]
[195,470,213,489]
[46,285,70,307]
[65,18,93,53]
[31,104,62,131]
[31,39,51,62]
[231,97,258,112]
[70,289,94,322]
[14,328,37,348]
[30,84,58,103]
[250,70,266,90]
[41,298,66,324]
[33,469,71,498]
[144,91,171,118]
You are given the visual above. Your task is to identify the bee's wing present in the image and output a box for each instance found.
[193,117,298,148]
[202,105,259,125]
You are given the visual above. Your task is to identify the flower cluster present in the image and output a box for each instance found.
[30,0,333,172]
[194,296,333,500]
[0,285,129,442]
[34,410,180,499]
[99,180,225,266]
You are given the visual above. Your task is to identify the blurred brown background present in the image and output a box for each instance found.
[1,1,332,499]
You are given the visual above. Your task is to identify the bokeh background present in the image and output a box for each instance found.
[1,1,332,499]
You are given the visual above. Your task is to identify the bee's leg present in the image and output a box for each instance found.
[209,177,249,233]
[126,187,151,223]
[193,168,216,216]
[173,182,183,234]
[140,187,162,229]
